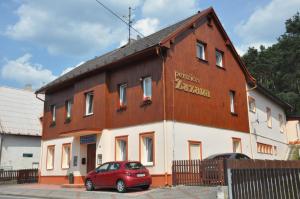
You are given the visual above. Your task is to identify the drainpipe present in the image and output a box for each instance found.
[157,46,168,186]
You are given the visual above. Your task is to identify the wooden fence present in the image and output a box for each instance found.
[172,159,225,186]
[0,169,38,184]
[227,160,300,199]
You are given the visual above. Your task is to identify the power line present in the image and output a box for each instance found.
[95,0,146,39]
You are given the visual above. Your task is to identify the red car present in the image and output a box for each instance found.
[85,161,152,193]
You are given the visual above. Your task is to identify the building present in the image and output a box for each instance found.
[0,86,43,170]
[286,116,300,144]
[247,85,292,160]
[36,7,291,187]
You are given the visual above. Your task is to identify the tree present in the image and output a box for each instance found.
[242,13,300,115]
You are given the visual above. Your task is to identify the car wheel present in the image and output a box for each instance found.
[116,180,126,193]
[85,179,94,191]
[141,185,150,190]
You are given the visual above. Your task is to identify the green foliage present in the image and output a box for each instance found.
[242,13,300,115]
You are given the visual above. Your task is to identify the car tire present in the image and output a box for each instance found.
[141,185,150,190]
[85,179,94,191]
[116,180,126,193]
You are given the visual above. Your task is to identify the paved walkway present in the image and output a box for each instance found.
[0,184,225,199]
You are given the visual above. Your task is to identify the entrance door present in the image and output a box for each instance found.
[87,143,96,173]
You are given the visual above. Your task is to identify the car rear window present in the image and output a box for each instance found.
[125,162,144,170]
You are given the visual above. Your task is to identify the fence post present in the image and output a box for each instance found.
[227,168,233,199]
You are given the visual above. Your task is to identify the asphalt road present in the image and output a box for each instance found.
[0,195,42,199]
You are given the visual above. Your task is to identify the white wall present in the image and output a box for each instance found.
[247,86,289,160]
[0,134,41,170]
[169,121,252,160]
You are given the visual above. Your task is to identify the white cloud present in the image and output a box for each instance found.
[141,0,197,25]
[60,61,85,76]
[5,0,199,57]
[235,0,300,53]
[5,0,142,56]
[1,54,56,88]
[134,18,160,36]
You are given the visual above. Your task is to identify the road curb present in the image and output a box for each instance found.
[0,192,61,199]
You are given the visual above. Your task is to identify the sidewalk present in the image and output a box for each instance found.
[0,184,224,199]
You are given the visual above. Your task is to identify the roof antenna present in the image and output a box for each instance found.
[123,7,134,44]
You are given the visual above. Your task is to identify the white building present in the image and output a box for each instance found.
[247,85,292,160]
[0,86,43,170]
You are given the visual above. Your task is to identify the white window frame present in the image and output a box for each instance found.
[196,42,205,60]
[189,141,202,160]
[50,105,56,122]
[232,138,242,153]
[229,91,235,114]
[85,92,94,115]
[46,145,55,170]
[216,50,223,67]
[115,137,127,161]
[143,77,152,101]
[66,100,72,119]
[279,114,284,132]
[140,133,154,166]
[61,144,71,169]
[248,97,256,113]
[119,84,127,107]
[267,107,272,128]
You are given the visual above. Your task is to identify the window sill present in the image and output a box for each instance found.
[140,99,152,107]
[143,162,154,167]
[84,113,94,118]
[216,65,225,70]
[49,122,56,128]
[64,118,71,124]
[61,167,70,170]
[250,110,256,113]
[231,112,238,117]
[197,58,208,64]
[117,106,127,112]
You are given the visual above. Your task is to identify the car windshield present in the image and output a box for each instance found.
[125,162,144,170]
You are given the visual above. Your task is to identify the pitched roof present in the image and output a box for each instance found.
[36,7,255,94]
[36,11,200,94]
[0,86,43,136]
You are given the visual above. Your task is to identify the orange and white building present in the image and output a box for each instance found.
[36,7,292,187]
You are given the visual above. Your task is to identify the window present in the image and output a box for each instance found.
[65,100,72,119]
[140,132,154,166]
[85,92,94,115]
[266,107,272,128]
[216,50,223,67]
[248,97,256,113]
[273,146,277,155]
[50,105,56,122]
[196,42,205,60]
[96,163,110,173]
[229,91,236,114]
[46,145,55,170]
[232,138,242,153]
[119,84,127,107]
[23,153,33,158]
[61,143,71,169]
[279,114,284,132]
[188,141,202,160]
[108,163,120,171]
[142,77,152,101]
[257,142,273,154]
[115,136,128,161]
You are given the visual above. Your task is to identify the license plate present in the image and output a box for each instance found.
[137,173,145,177]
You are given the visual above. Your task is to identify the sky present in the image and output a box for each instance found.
[0,0,299,90]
